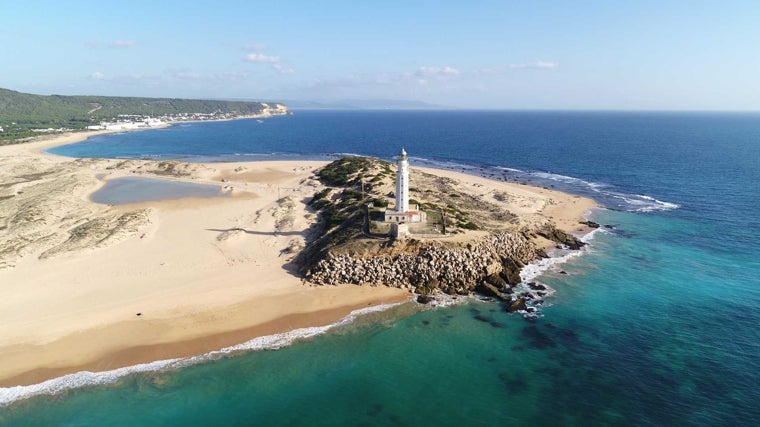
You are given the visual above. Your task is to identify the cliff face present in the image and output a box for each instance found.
[257,103,291,117]
[306,232,538,296]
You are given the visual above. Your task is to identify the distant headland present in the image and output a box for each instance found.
[0,87,290,143]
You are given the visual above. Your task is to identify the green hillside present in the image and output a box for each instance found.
[0,88,277,142]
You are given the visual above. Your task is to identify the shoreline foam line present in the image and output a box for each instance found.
[520,226,604,285]
[408,156,680,213]
[0,302,407,407]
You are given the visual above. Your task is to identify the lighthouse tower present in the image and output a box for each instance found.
[395,148,409,213]
[384,148,425,226]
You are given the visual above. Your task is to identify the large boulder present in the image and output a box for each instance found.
[536,224,585,250]
[416,294,435,304]
[475,281,510,302]
[506,298,528,313]
[485,273,509,290]
[500,258,523,285]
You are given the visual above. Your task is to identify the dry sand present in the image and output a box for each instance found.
[0,129,596,387]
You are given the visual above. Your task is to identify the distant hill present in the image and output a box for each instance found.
[0,88,282,141]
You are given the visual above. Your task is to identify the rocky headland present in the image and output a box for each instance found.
[297,157,596,314]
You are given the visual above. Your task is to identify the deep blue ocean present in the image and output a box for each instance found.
[2,111,759,426]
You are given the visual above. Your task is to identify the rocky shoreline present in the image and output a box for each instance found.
[305,229,586,315]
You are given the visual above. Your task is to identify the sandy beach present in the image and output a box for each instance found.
[0,129,596,387]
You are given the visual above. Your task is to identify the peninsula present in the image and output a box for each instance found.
[0,87,290,143]
[298,149,597,310]
[0,128,596,389]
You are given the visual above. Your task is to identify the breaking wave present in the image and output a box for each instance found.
[408,157,680,213]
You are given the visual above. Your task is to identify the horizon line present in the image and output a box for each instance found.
[5,87,760,114]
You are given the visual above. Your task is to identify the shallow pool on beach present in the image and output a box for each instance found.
[90,177,229,205]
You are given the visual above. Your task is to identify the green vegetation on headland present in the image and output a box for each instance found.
[0,87,287,143]
[302,157,383,256]
[302,156,520,255]
[299,156,505,273]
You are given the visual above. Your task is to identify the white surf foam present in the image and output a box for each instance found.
[632,195,681,212]
[580,227,607,244]
[607,192,680,212]
[414,292,477,308]
[520,250,586,284]
[525,171,680,213]
[0,358,184,407]
[0,302,407,407]
[520,227,602,285]
[493,166,524,173]
[426,162,680,214]
[531,171,593,185]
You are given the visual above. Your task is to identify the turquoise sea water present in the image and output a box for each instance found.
[2,112,759,426]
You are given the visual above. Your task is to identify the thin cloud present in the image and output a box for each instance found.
[301,66,460,91]
[416,66,460,77]
[509,61,559,70]
[243,50,294,75]
[272,64,295,75]
[109,39,138,49]
[87,71,162,87]
[414,66,460,85]
[245,53,281,63]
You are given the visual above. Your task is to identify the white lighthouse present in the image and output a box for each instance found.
[384,148,426,225]
[395,148,410,213]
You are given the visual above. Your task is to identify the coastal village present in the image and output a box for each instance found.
[84,110,266,131]
[17,111,256,134]
[5,110,269,134]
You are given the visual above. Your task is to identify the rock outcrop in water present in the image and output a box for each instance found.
[535,223,586,250]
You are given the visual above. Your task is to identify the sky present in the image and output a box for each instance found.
[1,0,760,110]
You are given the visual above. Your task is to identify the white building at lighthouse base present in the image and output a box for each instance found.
[384,205,426,223]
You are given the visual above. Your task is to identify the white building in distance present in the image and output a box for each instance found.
[385,148,426,223]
